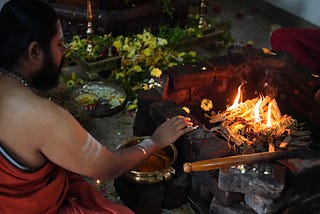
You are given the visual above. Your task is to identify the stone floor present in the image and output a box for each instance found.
[77,0,318,213]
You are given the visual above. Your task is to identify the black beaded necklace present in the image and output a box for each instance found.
[0,67,31,88]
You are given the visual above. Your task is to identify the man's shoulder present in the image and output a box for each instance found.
[31,94,72,119]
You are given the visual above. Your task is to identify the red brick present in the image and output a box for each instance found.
[166,88,190,104]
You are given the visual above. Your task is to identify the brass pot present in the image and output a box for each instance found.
[119,137,177,184]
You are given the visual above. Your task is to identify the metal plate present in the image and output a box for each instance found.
[71,81,127,117]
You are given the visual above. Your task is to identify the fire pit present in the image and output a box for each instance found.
[208,85,309,155]
[116,48,320,214]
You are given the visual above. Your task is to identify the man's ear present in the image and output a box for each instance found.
[27,41,41,62]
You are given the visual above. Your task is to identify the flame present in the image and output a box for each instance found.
[228,83,243,110]
[254,97,262,123]
[224,84,285,128]
[208,83,297,154]
[266,102,272,127]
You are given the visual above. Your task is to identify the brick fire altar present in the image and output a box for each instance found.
[115,48,320,214]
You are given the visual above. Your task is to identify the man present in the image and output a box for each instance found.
[0,0,193,213]
[270,27,320,102]
[270,28,320,75]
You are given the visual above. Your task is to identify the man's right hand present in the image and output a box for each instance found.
[150,115,194,149]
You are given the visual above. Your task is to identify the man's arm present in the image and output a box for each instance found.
[36,98,192,180]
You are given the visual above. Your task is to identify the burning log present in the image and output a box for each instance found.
[208,84,312,155]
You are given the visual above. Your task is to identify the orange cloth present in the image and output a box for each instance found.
[0,154,133,214]
[59,172,134,214]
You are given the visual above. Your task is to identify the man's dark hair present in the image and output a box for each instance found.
[0,0,58,69]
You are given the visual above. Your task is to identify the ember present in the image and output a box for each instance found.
[209,84,311,155]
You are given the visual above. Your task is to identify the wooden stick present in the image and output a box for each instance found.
[183,149,315,173]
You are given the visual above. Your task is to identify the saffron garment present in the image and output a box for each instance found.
[270,28,320,74]
[0,146,133,214]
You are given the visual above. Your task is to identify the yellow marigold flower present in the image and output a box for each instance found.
[178,52,186,57]
[169,62,177,67]
[122,44,130,51]
[134,40,142,48]
[115,72,125,79]
[188,51,197,58]
[182,106,190,114]
[158,38,168,46]
[196,33,202,38]
[133,65,142,72]
[124,37,129,45]
[148,40,157,49]
[150,68,162,78]
[127,47,136,58]
[200,99,213,111]
[144,48,152,56]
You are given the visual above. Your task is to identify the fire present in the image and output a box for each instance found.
[209,83,298,154]
[228,83,243,110]
[253,97,262,123]
[266,102,272,127]
[226,84,278,128]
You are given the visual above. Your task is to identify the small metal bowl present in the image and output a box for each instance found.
[119,137,178,184]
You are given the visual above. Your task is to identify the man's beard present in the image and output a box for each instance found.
[31,52,63,90]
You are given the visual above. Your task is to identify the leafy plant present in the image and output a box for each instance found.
[65,34,115,62]
[111,29,198,101]
[157,24,203,48]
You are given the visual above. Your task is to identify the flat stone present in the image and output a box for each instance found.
[245,165,320,214]
[189,171,244,209]
[244,193,277,214]
[218,162,285,198]
[209,197,256,214]
[277,158,320,175]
